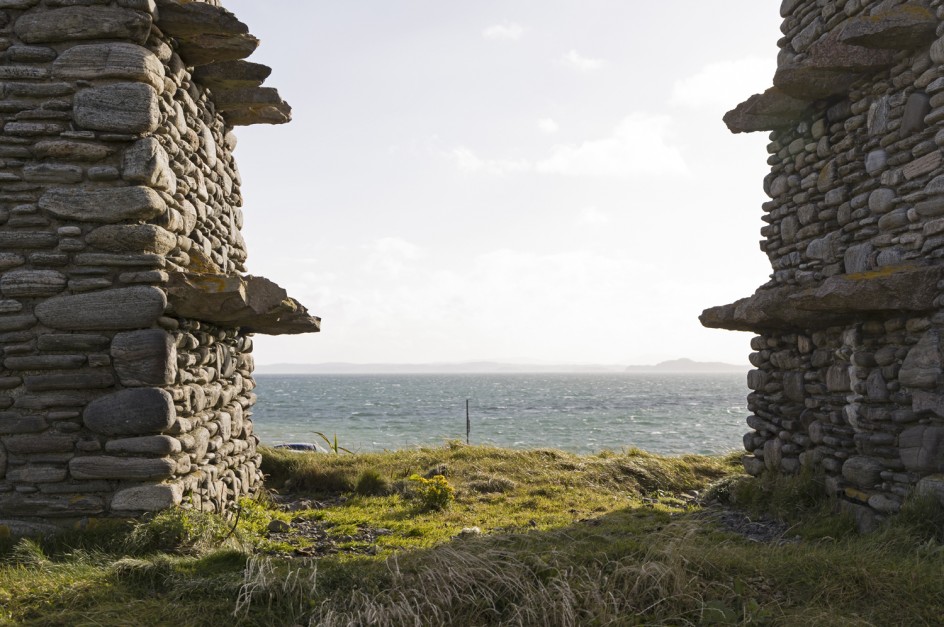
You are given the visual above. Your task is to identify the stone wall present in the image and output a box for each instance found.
[703,0,944,530]
[0,0,318,535]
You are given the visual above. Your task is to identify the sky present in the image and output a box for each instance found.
[222,1,783,367]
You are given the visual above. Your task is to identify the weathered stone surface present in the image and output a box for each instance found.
[0,493,103,517]
[32,140,113,162]
[122,138,175,192]
[792,265,942,314]
[14,7,151,44]
[773,33,895,100]
[842,456,885,488]
[192,59,271,89]
[900,92,931,136]
[916,474,944,505]
[899,425,944,472]
[73,83,160,134]
[223,102,293,126]
[111,329,177,386]
[0,270,66,298]
[36,286,166,331]
[111,483,183,511]
[105,435,181,456]
[900,330,944,389]
[724,88,813,133]
[0,442,6,480]
[5,354,84,370]
[83,388,174,436]
[166,273,320,335]
[52,43,165,90]
[839,5,937,50]
[24,372,115,392]
[37,334,109,351]
[826,365,851,392]
[2,434,74,454]
[86,224,176,254]
[0,232,58,249]
[39,187,166,223]
[6,465,68,483]
[155,0,249,37]
[69,456,175,481]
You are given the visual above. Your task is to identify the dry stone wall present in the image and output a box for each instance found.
[703,0,944,530]
[0,0,318,535]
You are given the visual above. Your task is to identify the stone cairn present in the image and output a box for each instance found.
[702,0,944,530]
[0,0,319,535]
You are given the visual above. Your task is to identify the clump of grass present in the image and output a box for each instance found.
[354,468,391,496]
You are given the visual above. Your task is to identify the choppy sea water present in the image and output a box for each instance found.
[250,373,749,456]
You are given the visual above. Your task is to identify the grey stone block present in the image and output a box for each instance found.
[37,334,110,352]
[52,43,165,90]
[35,286,166,331]
[4,355,85,370]
[39,187,165,223]
[900,330,943,389]
[14,6,151,44]
[111,483,182,511]
[842,456,885,488]
[73,83,160,134]
[0,270,66,298]
[111,329,177,386]
[83,388,175,436]
[105,435,181,456]
[24,372,116,392]
[69,456,175,481]
[122,138,176,192]
[0,493,103,517]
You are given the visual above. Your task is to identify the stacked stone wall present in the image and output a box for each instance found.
[0,0,316,534]
[704,0,944,530]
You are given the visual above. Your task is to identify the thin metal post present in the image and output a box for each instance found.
[466,399,470,445]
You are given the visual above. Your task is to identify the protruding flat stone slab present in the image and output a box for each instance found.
[193,60,271,89]
[36,286,166,331]
[14,6,151,45]
[74,83,160,134]
[724,87,811,133]
[701,264,944,332]
[166,272,320,335]
[773,32,895,100]
[52,43,165,91]
[223,102,292,126]
[155,0,249,37]
[839,4,937,50]
[39,187,166,223]
[83,388,175,436]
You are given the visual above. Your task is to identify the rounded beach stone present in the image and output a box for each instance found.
[0,270,66,298]
[869,188,896,214]
[35,286,166,331]
[69,456,176,481]
[83,388,175,436]
[841,456,885,488]
[111,329,177,386]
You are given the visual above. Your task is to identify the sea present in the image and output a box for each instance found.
[250,373,750,456]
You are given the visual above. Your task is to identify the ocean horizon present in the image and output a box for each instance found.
[250,372,749,456]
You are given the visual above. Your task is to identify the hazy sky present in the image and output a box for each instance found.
[222,1,782,366]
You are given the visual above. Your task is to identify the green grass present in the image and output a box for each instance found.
[0,443,942,626]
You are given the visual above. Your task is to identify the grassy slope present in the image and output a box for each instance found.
[0,444,940,626]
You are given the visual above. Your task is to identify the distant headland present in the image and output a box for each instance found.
[255,358,748,375]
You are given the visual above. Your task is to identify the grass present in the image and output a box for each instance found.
[0,443,942,625]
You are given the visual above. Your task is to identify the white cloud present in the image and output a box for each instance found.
[363,237,425,277]
[535,113,688,178]
[451,146,530,176]
[561,49,605,72]
[537,118,559,134]
[576,206,610,226]
[670,57,775,111]
[483,21,524,41]
[449,113,687,179]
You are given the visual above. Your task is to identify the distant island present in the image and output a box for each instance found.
[623,358,748,373]
[255,358,748,375]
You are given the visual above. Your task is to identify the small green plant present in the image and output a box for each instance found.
[355,468,391,496]
[408,474,455,510]
[314,431,353,455]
